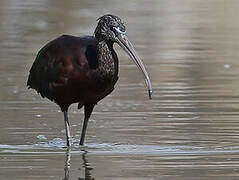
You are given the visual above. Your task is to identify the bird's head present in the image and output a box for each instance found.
[95,14,153,99]
[95,14,125,42]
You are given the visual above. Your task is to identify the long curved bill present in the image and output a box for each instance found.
[114,27,153,99]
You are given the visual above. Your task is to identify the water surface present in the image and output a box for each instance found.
[1,0,239,179]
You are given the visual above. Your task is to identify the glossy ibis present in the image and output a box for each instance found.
[27,14,152,147]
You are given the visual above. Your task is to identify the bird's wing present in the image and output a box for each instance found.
[27,39,63,100]
[27,35,97,101]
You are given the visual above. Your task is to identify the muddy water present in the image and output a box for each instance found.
[1,0,239,179]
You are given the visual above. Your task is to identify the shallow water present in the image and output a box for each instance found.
[1,0,239,179]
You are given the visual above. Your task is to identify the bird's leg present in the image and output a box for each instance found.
[80,104,95,146]
[64,111,71,147]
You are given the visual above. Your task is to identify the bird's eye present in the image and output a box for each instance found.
[112,27,126,35]
[110,26,115,32]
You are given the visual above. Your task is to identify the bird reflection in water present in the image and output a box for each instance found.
[62,148,71,180]
[78,150,95,180]
[62,148,94,180]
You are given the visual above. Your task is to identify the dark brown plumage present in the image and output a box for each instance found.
[27,14,152,147]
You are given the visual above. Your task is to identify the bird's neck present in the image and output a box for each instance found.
[96,40,118,78]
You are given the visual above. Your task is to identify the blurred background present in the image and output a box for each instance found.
[1,0,239,179]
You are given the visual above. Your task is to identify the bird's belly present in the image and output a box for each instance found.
[78,77,116,102]
[51,75,117,107]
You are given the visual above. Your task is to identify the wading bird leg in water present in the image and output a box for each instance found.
[80,104,95,145]
[64,111,71,147]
